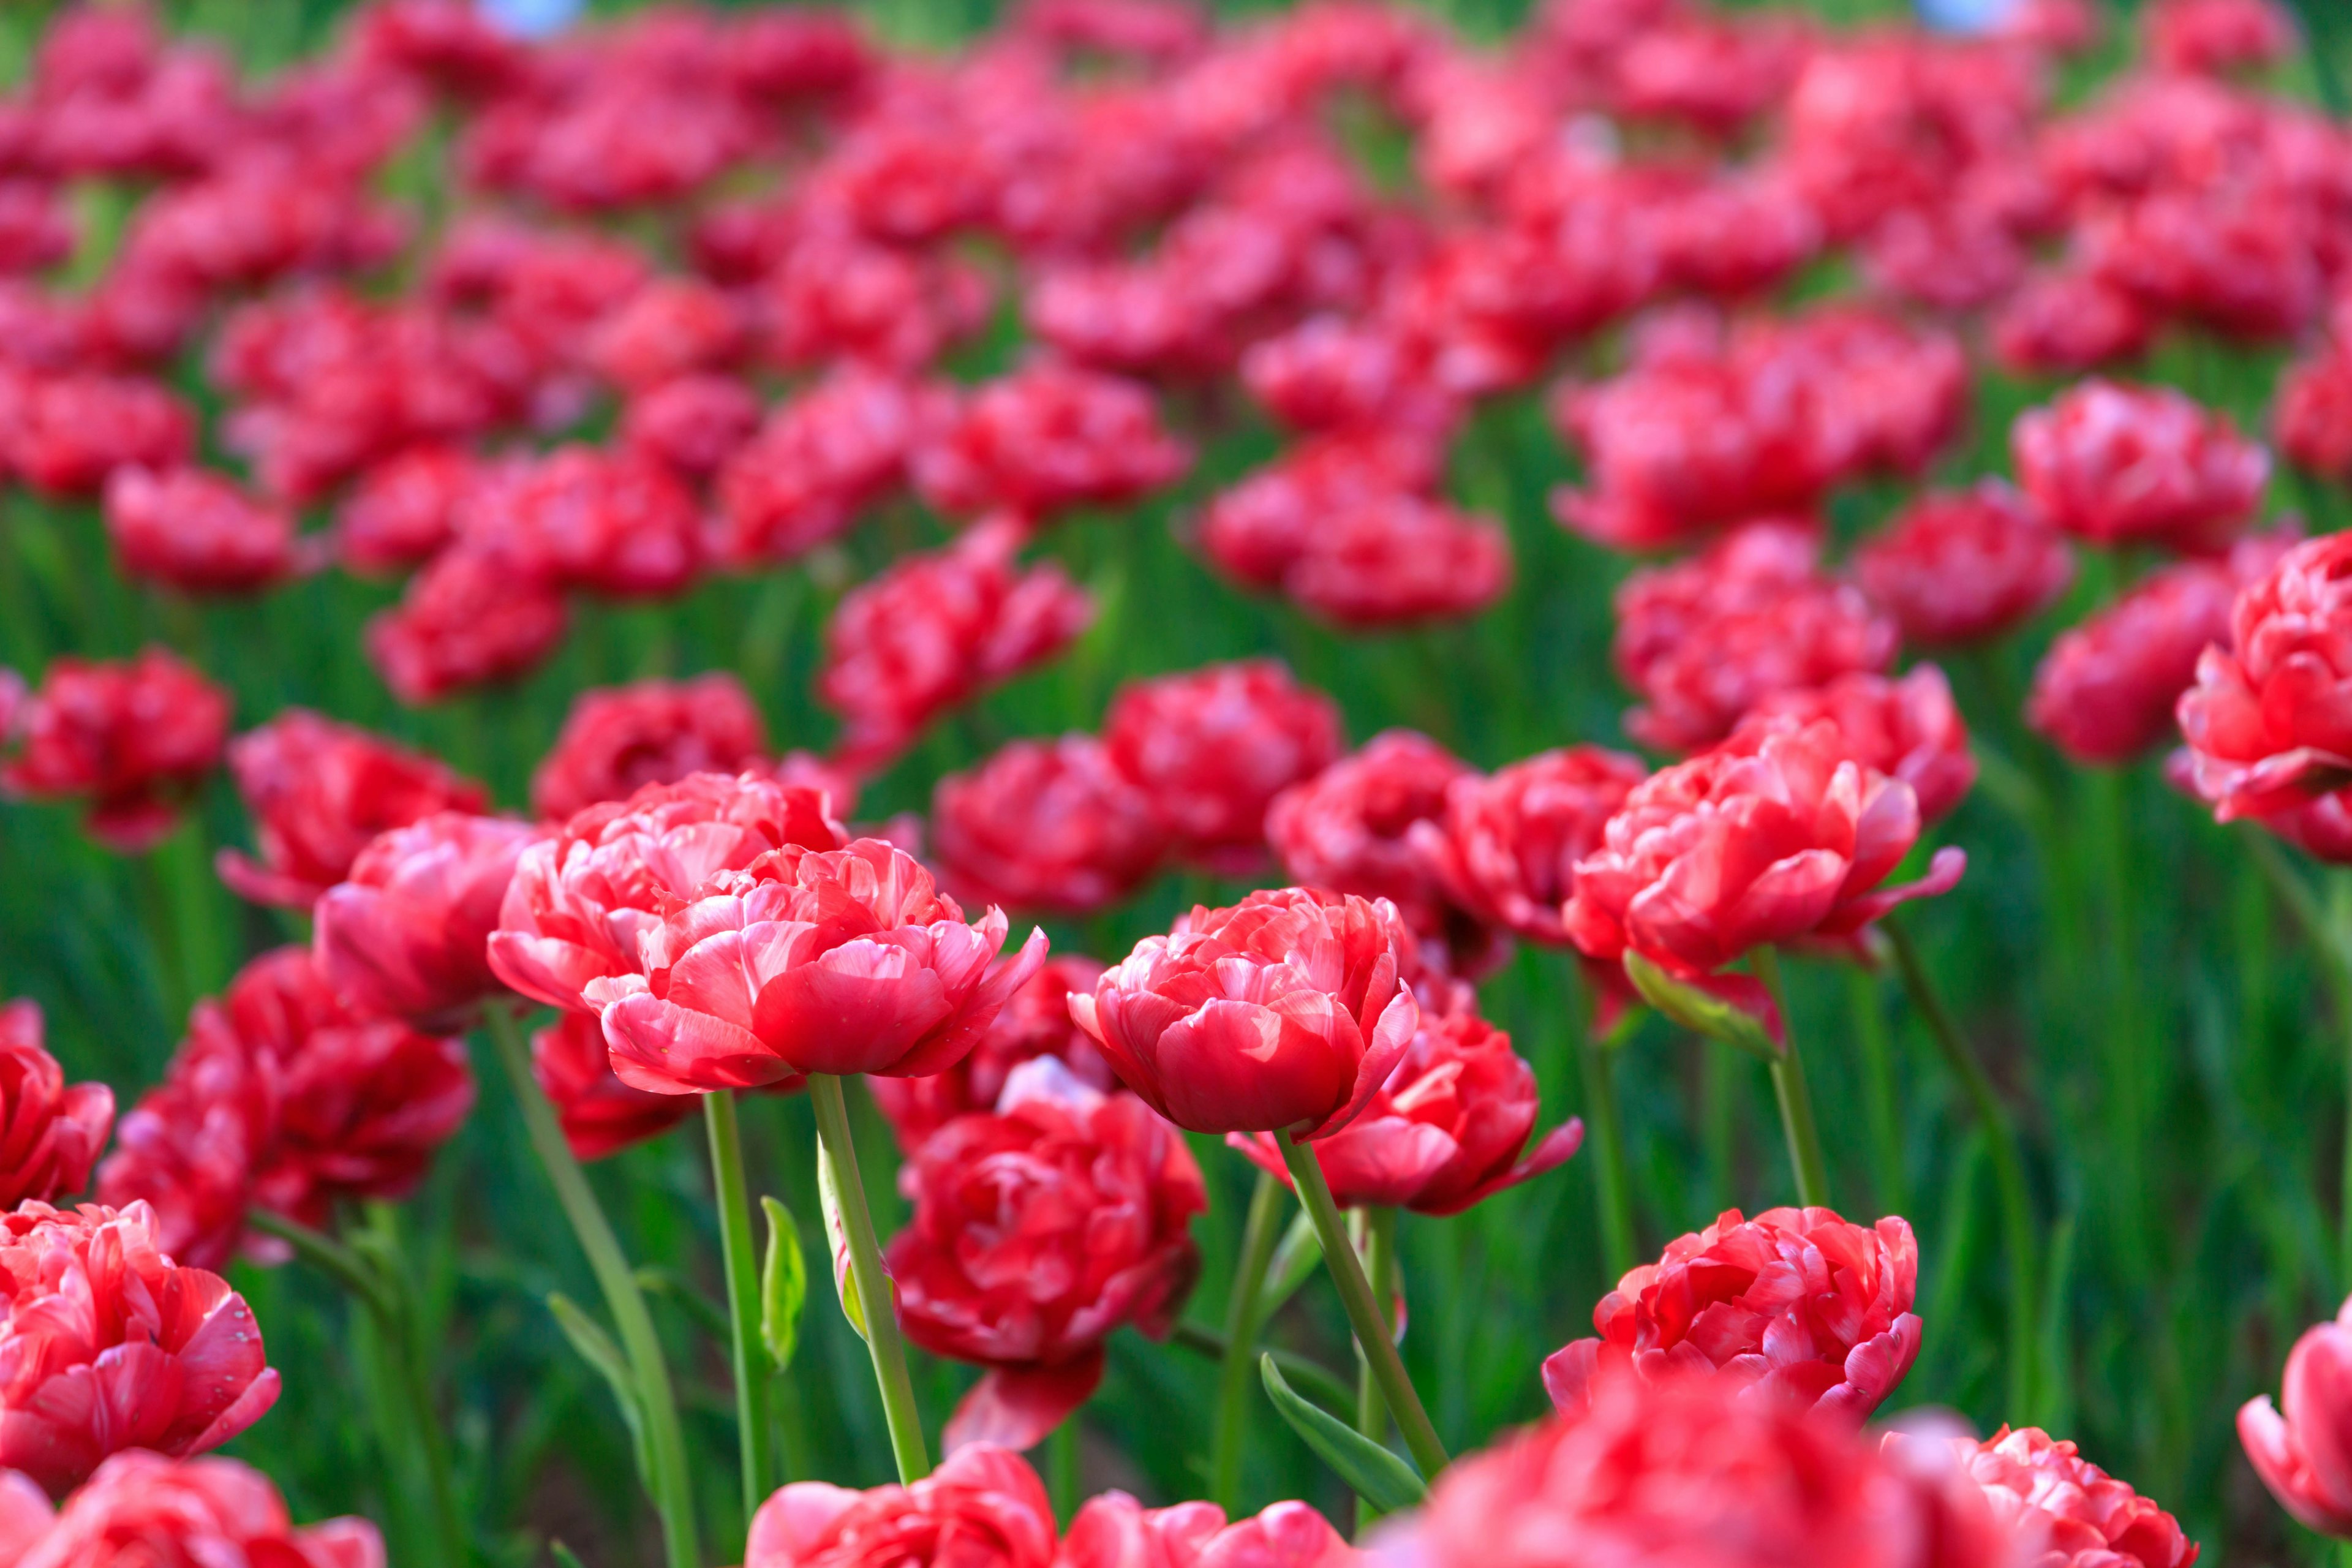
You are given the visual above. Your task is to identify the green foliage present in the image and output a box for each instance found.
[1257,1355,1427,1516]
[760,1197,809,1374]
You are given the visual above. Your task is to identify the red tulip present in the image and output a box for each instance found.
[0,1004,111,1210]
[2147,0,2297,75]
[2279,350,2352,484]
[1404,745,1646,951]
[0,1201,281,1498]
[1935,1425,2198,1567]
[364,543,570,706]
[1101,660,1343,872]
[913,361,1192,524]
[930,737,1169,916]
[1058,1496,1355,1568]
[870,956,1114,1153]
[530,1011,697,1163]
[0,649,230,853]
[2243,1295,2352,1538]
[217,710,486,909]
[92,1017,268,1272]
[745,1444,1057,1568]
[715,368,932,565]
[313,812,541,1030]
[1267,731,1482,963]
[1991,270,2155,377]
[102,466,305,595]
[889,1069,1205,1452]
[1542,1205,1922,1422]
[1069,887,1419,1139]
[1281,489,1512,631]
[1564,716,1966,980]
[333,445,477,576]
[2012,380,2269,555]
[454,446,703,599]
[530,674,780,824]
[0,1451,383,1568]
[1852,483,2076,650]
[621,373,761,481]
[0,371,192,499]
[760,232,990,373]
[488,771,848,1016]
[586,277,745,393]
[1198,435,1446,594]
[1744,667,1978,825]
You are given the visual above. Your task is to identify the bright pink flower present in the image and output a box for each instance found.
[102,466,304,596]
[2081,189,2321,344]
[0,1005,111,1210]
[0,649,230,853]
[1991,271,2155,377]
[1941,1425,2198,1567]
[2277,351,2352,483]
[1058,1496,1355,1568]
[312,812,540,1030]
[1101,660,1343,872]
[1069,887,1419,1139]
[715,369,933,565]
[746,1445,1057,1568]
[531,675,778,824]
[364,545,571,706]
[930,737,1168,916]
[913,362,1192,524]
[1266,731,1481,961]
[0,1450,383,1568]
[1405,745,1647,951]
[622,374,761,481]
[2242,1294,2352,1538]
[530,1010,696,1163]
[217,710,485,909]
[2012,380,2269,554]
[1565,717,1966,979]
[2147,0,2297,75]
[870,957,1114,1153]
[0,372,192,499]
[1745,668,1978,825]
[0,1201,281,1498]
[889,1069,1204,1452]
[1542,1206,1922,1422]
[455,446,703,599]
[333,445,477,576]
[1853,483,2075,649]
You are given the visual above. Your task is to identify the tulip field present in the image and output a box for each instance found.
[10,0,2352,1563]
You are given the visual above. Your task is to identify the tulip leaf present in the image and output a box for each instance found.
[551,1544,589,1568]
[1259,1354,1426,1515]
[1622,951,1780,1060]
[816,1142,868,1343]
[546,1292,652,1494]
[760,1195,809,1373]
[1254,1209,1323,1323]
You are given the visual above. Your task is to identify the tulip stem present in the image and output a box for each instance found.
[1354,1206,1398,1534]
[809,1073,931,1484]
[1574,1012,1638,1280]
[1752,948,1830,1209]
[704,1089,776,1521]
[1885,919,2040,1422]
[1278,1139,1448,1480]
[487,1006,701,1568]
[2245,832,2352,1289]
[1212,1169,1286,1511]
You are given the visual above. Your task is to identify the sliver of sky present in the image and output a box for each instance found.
[480,0,584,39]
[1916,0,2024,31]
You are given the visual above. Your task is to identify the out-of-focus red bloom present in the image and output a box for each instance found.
[333,446,478,576]
[313,812,540,1031]
[1405,745,1646,952]
[745,1444,1057,1568]
[715,368,934,565]
[0,1004,112,1209]
[0,1201,281,1498]
[1101,660,1343,872]
[913,363,1192,524]
[1853,483,2075,649]
[0,1450,383,1568]
[2029,533,2295,765]
[1859,203,2026,315]
[889,1066,1204,1452]
[1565,717,1966,981]
[2012,380,2269,554]
[92,1009,268,1273]
[870,956,1114,1153]
[587,277,745,393]
[1265,730,1480,959]
[1070,886,1418,1138]
[1611,521,1899,755]
[2242,1294,2352,1538]
[930,737,1168,916]
[530,674,780,823]
[1058,1495,1355,1568]
[2277,351,2352,483]
[1281,489,1512,630]
[1745,668,1977,825]
[352,0,523,94]
[818,521,1095,774]
[1542,1206,1922,1422]
[216,710,486,909]
[760,233,992,374]
[2147,0,2297,76]
[530,1010,695,1163]
[1941,1425,2198,1567]
[1231,1009,1581,1215]
[1992,271,2155,377]
[592,837,1049,1092]
[0,371,194,499]
[102,466,306,596]
[364,545,571,706]
[0,183,72,276]
[1197,434,1442,589]
[0,649,230,853]
[1239,316,1457,440]
[622,374,761,481]
[456,447,703,599]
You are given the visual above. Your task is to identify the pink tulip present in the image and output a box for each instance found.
[2241,1294,2352,1537]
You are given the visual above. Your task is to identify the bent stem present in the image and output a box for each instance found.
[1752,948,1830,1209]
[809,1072,931,1483]
[704,1090,775,1519]
[1885,919,2039,1421]
[1276,1139,1448,1481]
[486,1006,699,1568]
[1212,1168,1285,1512]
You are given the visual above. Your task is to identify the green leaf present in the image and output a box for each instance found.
[551,1544,589,1568]
[1623,951,1781,1060]
[547,1292,652,1494]
[760,1194,809,1373]
[816,1140,867,1343]
[1258,1354,1426,1515]
[1254,1208,1322,1323]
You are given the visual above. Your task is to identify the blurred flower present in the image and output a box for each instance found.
[0,1201,280,1498]
[745,1444,1057,1568]
[0,648,230,853]
[1745,667,1978,824]
[759,233,992,373]
[2011,380,2269,554]
[1267,730,1483,963]
[2146,0,2296,75]
[333,445,478,576]
[2276,351,2352,484]
[1199,435,1444,592]
[102,466,306,595]
[531,674,783,823]
[1852,482,2075,649]
[1991,271,2155,377]
[455,446,703,598]
[913,361,1192,524]
[530,1010,695,1161]
[715,368,933,565]
[586,277,745,393]
[0,371,193,499]
[1070,886,1418,1138]
[217,710,485,908]
[0,1451,383,1568]
[1938,1425,2198,1567]
[1542,1206,1922,1421]
[870,956,1114,1153]
[313,812,541,1030]
[890,1065,1205,1452]
[364,543,571,706]
[92,1011,270,1272]
[930,737,1169,916]
[1283,490,1512,631]
[0,1003,112,1209]
[621,373,760,481]
[2242,1294,2352,1538]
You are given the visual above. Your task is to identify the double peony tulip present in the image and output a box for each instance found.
[0,1452,382,1568]
[313,812,542,1031]
[1743,666,1978,826]
[0,1005,111,1211]
[2241,1294,2352,1537]
[1851,481,2074,650]
[1924,1425,2198,1567]
[869,957,1114,1152]
[0,648,231,853]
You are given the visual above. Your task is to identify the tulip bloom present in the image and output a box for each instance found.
[2011,380,2269,555]
[1543,1206,1921,1422]
[94,1019,270,1272]
[1744,668,1978,825]
[1405,745,1648,950]
[1267,731,1479,963]
[103,465,305,595]
[530,674,778,823]
[745,1444,1057,1568]
[929,737,1169,916]
[0,1201,281,1497]
[1061,1495,1356,1568]
[1937,1425,2198,1567]
[870,956,1114,1152]
[0,1003,112,1210]
[913,361,1193,523]
[530,1011,698,1163]
[364,544,572,706]
[2278,351,2352,484]
[0,1451,383,1567]
[0,648,231,852]
[314,812,541,1030]
[1852,483,2075,649]
[2241,1294,2352,1537]
[1070,887,1419,1139]
[333,444,477,576]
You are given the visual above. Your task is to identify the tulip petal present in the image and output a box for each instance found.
[1420,1117,1586,1217]
[603,992,791,1093]
[941,1350,1107,1455]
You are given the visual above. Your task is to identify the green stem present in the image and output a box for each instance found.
[1212,1169,1285,1512]
[1885,919,2039,1423]
[809,1074,930,1484]
[246,1208,391,1316]
[487,1006,700,1568]
[1576,1028,1638,1281]
[1847,967,1909,1218]
[2245,832,2352,1289]
[1049,1419,1080,1524]
[1752,948,1830,1209]
[1276,1139,1447,1480]
[704,1090,775,1520]
[1355,1206,1398,1534]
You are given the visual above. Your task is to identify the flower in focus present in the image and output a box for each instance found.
[1069,887,1419,1139]
[1852,483,2075,650]
[0,1201,281,1498]
[0,1451,383,1567]
[0,648,230,853]
[1100,660,1343,872]
[102,466,306,595]
[913,361,1192,524]
[745,1444,1057,1568]
[363,544,571,706]
[1404,745,1647,953]
[1939,1425,2198,1567]
[216,710,486,908]
[2011,380,2269,554]
[889,1064,1205,1452]
[313,812,541,1030]
[2241,1294,2352,1538]
[929,736,1169,916]
[0,1004,111,1211]
[530,1009,722,1163]
[1744,668,1978,825]
[530,674,783,823]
